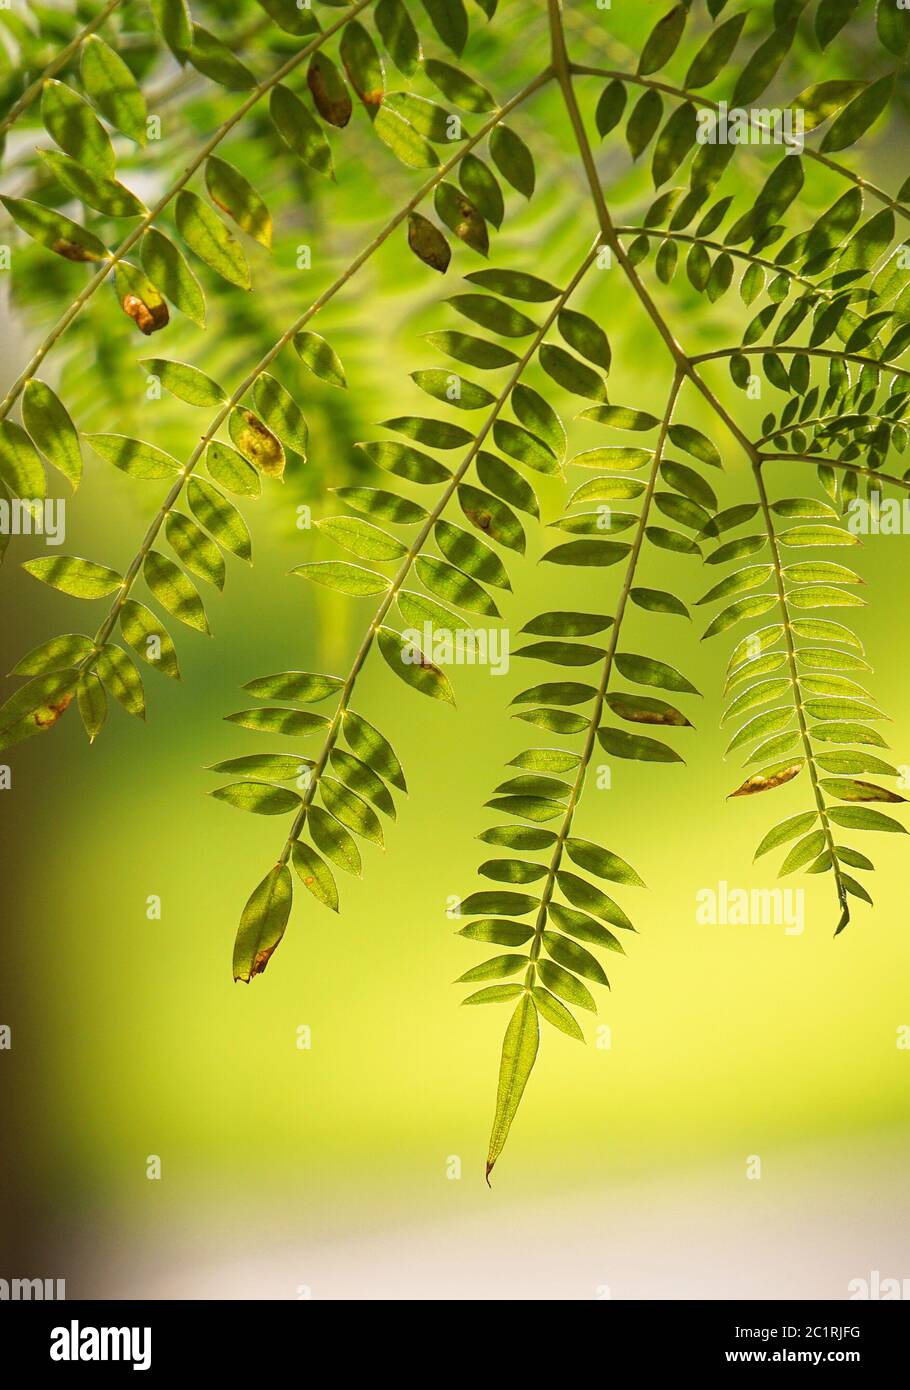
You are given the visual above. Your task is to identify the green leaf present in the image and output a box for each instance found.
[614,652,698,694]
[565,839,644,887]
[731,20,796,107]
[212,781,301,816]
[21,381,80,488]
[425,330,518,371]
[205,156,272,249]
[42,78,114,176]
[489,125,535,198]
[253,375,308,457]
[141,359,225,409]
[460,920,533,947]
[463,984,525,1006]
[11,633,94,677]
[334,487,427,525]
[120,600,180,679]
[1,196,107,264]
[357,440,450,485]
[538,344,607,401]
[343,710,407,791]
[270,84,334,178]
[143,551,210,633]
[596,80,627,138]
[479,859,549,884]
[639,4,687,75]
[23,554,121,598]
[208,753,312,782]
[188,478,251,563]
[493,421,559,474]
[596,725,684,764]
[652,102,697,187]
[150,0,193,57]
[421,0,468,55]
[292,561,390,597]
[425,58,494,111]
[340,19,385,111]
[377,626,456,704]
[685,12,747,87]
[486,993,539,1180]
[141,228,206,327]
[460,154,503,229]
[668,423,721,467]
[375,104,439,169]
[243,671,342,703]
[558,309,610,370]
[293,331,347,388]
[330,748,397,818]
[87,434,180,480]
[415,556,500,616]
[827,807,906,834]
[522,612,613,640]
[308,806,362,875]
[465,269,559,303]
[166,511,225,590]
[233,865,293,981]
[821,76,894,153]
[81,34,148,144]
[474,455,539,517]
[457,953,528,983]
[292,841,339,913]
[77,671,107,743]
[435,520,510,588]
[536,959,596,1011]
[187,24,255,90]
[779,830,828,875]
[176,190,250,290]
[541,539,630,568]
[321,777,384,846]
[754,811,818,858]
[319,515,406,562]
[542,931,608,986]
[37,149,146,219]
[376,0,421,76]
[626,88,663,160]
[226,707,330,737]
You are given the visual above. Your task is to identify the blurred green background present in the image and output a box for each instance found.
[1,0,909,1298]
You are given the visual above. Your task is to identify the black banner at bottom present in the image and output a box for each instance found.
[1,1299,902,1374]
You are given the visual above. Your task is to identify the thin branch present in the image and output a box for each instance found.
[694,344,910,383]
[760,451,910,490]
[79,70,554,665]
[276,237,602,867]
[0,0,378,422]
[612,225,831,299]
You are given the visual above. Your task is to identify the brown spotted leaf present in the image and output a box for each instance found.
[728,763,804,798]
[407,212,451,272]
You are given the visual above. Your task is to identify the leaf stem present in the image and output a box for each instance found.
[750,458,849,929]
[80,70,554,664]
[693,344,910,384]
[760,452,910,490]
[276,235,601,867]
[0,0,377,422]
[525,368,684,973]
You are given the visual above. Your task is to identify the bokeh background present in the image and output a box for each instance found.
[1,0,908,1299]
